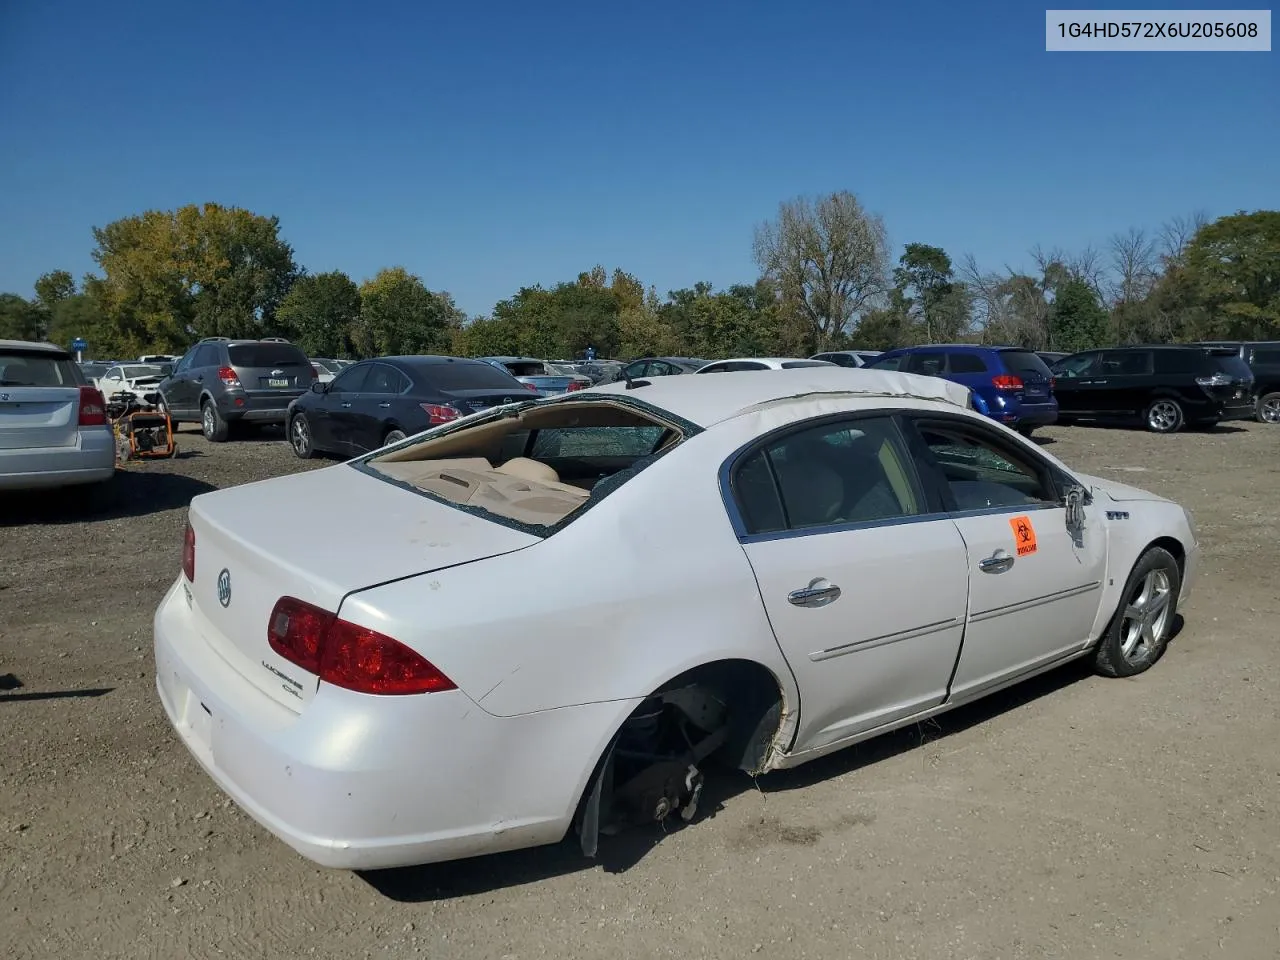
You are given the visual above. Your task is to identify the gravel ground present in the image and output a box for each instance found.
[2,418,1279,960]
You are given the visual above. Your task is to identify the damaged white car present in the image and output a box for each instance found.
[153,367,1198,870]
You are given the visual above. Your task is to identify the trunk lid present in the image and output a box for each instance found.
[0,386,81,450]
[443,386,537,414]
[227,342,314,397]
[183,463,540,712]
[999,348,1055,399]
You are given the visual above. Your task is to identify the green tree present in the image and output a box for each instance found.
[753,191,890,352]
[47,294,109,352]
[1179,210,1280,339]
[34,270,76,311]
[0,294,43,341]
[89,202,300,351]
[1049,280,1109,353]
[891,243,971,342]
[276,271,362,357]
[354,267,463,356]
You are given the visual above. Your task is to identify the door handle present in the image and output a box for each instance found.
[378,402,391,408]
[787,578,842,608]
[978,551,1015,574]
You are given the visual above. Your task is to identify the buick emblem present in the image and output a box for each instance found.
[216,568,232,608]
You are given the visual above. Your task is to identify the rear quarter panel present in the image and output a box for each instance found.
[337,419,800,720]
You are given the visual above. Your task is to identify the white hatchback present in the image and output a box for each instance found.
[0,340,114,491]
[154,367,1198,870]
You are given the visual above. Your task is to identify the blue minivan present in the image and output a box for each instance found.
[866,344,1059,435]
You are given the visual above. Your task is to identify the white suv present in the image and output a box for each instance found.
[0,340,115,491]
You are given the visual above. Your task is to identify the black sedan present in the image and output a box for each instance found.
[285,355,538,459]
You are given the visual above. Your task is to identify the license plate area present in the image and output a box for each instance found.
[179,682,215,760]
[267,378,289,388]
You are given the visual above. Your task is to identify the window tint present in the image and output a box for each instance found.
[502,361,546,377]
[697,363,729,373]
[998,350,1052,378]
[1100,350,1153,376]
[0,349,80,387]
[191,344,220,368]
[907,352,946,376]
[948,353,989,374]
[329,365,370,393]
[817,353,855,367]
[1251,348,1280,365]
[1205,353,1253,380]
[1053,353,1097,378]
[734,416,921,534]
[364,364,407,393]
[780,360,833,369]
[1153,350,1198,375]
[413,361,520,391]
[530,426,665,459]
[914,421,1056,511]
[855,353,881,365]
[228,343,308,368]
[121,364,166,379]
[868,354,904,371]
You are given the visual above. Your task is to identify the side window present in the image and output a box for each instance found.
[870,354,904,371]
[731,416,922,535]
[173,351,193,374]
[1250,348,1280,365]
[364,364,405,393]
[192,344,220,368]
[911,420,1057,511]
[1053,353,1098,378]
[1153,350,1197,375]
[624,361,649,378]
[1100,350,1152,376]
[948,353,989,374]
[906,352,946,376]
[698,363,728,374]
[104,368,122,382]
[329,365,370,393]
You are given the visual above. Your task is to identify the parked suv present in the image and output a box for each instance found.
[159,337,315,442]
[866,344,1059,435]
[1050,344,1255,433]
[1193,340,1280,424]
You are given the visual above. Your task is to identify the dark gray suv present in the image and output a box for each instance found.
[159,337,316,441]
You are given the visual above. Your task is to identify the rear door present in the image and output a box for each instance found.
[312,363,370,453]
[901,414,1107,699]
[227,342,311,405]
[0,347,85,452]
[1050,352,1102,415]
[1096,349,1154,416]
[346,363,406,453]
[730,414,971,754]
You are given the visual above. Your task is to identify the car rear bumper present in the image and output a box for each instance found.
[153,578,625,870]
[0,427,115,490]
[218,393,305,423]
[1199,402,1255,424]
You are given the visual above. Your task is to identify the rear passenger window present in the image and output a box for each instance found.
[1250,348,1280,365]
[1153,351,1197,375]
[731,417,922,535]
[1100,351,1153,376]
[365,365,406,393]
[949,354,989,374]
[907,353,946,376]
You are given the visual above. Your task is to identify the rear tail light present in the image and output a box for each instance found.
[217,366,241,387]
[1049,377,1056,390]
[182,522,196,581]
[77,385,107,426]
[420,403,461,424]
[267,597,456,695]
[311,363,321,378]
[524,383,539,392]
[991,374,1023,391]
[566,381,585,392]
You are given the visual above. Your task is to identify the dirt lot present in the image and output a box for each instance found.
[3,418,1279,960]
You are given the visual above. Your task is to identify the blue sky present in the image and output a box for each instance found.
[1,0,1276,316]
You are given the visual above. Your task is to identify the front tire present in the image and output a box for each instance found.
[1256,391,1280,424]
[1144,398,1183,434]
[1017,424,1036,438]
[383,428,407,446]
[201,400,229,442]
[290,413,315,459]
[1094,546,1181,678]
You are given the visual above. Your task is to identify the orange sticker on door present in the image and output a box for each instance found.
[1009,515,1038,556]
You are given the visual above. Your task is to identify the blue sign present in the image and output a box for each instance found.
[71,338,87,352]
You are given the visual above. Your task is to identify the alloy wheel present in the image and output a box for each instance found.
[1119,569,1173,663]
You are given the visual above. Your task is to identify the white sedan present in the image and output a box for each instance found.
[695,356,837,373]
[154,367,1198,870]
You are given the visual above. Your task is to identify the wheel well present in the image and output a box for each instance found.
[1148,536,1186,579]
[649,658,786,774]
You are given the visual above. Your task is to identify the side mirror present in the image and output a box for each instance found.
[1064,484,1087,529]
[310,381,326,394]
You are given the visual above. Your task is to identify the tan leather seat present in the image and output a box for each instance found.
[497,457,562,484]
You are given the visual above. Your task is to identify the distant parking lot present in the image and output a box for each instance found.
[3,420,1279,959]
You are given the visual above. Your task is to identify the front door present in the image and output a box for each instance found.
[902,415,1108,701]
[1050,351,1104,417]
[312,364,370,454]
[730,414,971,755]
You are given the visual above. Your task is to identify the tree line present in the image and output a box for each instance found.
[2,196,1276,362]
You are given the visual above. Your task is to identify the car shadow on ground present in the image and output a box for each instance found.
[0,471,217,526]
[0,686,114,704]
[361,622,1184,903]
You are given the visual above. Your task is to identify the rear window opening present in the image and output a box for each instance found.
[0,349,83,387]
[363,398,688,530]
[500,361,547,377]
[227,344,309,368]
[998,350,1053,378]
[420,362,527,391]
